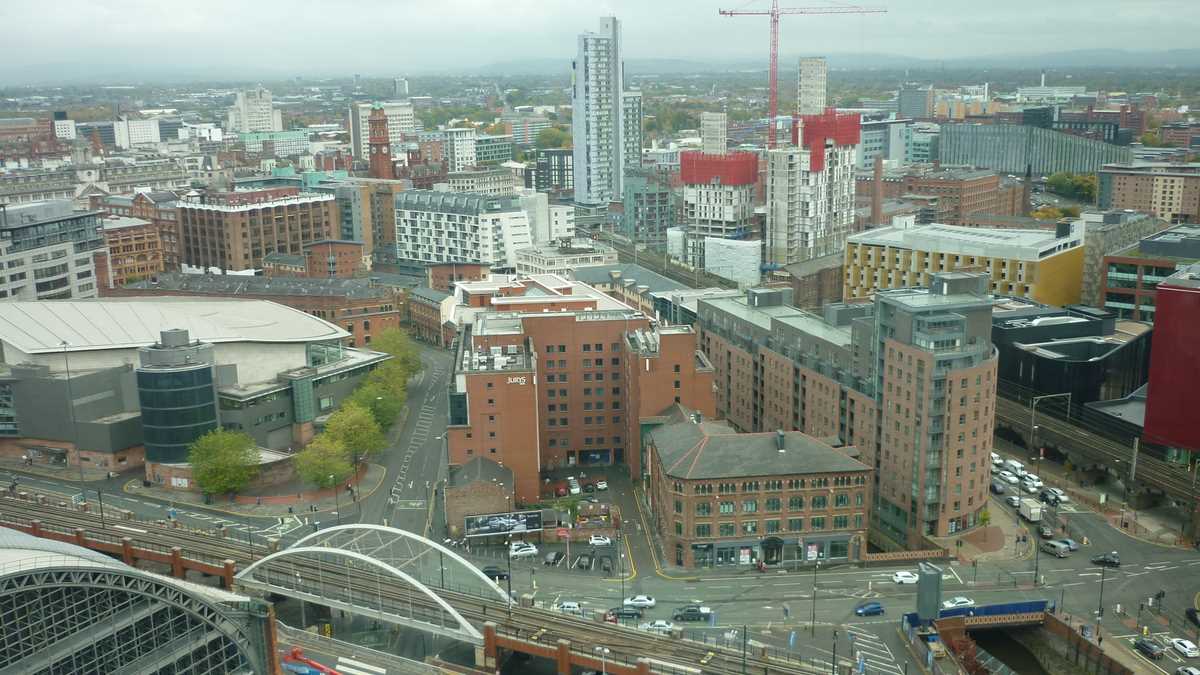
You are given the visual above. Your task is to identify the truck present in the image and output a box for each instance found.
[1019,498,1042,522]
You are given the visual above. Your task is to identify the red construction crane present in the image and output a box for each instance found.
[719,2,886,148]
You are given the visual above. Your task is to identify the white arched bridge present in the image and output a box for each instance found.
[236,524,508,644]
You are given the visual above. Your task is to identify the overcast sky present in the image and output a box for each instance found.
[4,0,1199,83]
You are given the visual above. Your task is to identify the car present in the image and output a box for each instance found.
[1134,637,1165,660]
[556,601,583,615]
[624,595,657,608]
[1175,667,1200,675]
[1172,639,1200,658]
[990,464,1001,475]
[575,554,593,569]
[1038,526,1055,539]
[568,483,582,496]
[1091,551,1121,567]
[941,597,975,610]
[892,571,919,584]
[673,605,713,621]
[1022,474,1043,489]
[607,606,643,620]
[596,480,609,491]
[1057,538,1080,551]
[481,566,509,581]
[589,535,613,547]
[544,551,565,566]
[1006,495,1021,508]
[990,452,1000,463]
[998,471,1019,485]
[639,619,675,635]
[600,557,613,574]
[1022,481,1040,494]
[1046,487,1070,503]
[1188,607,1200,628]
[584,483,596,493]
[990,481,1007,495]
[509,542,538,559]
[555,486,568,497]
[1039,490,1061,505]
[854,601,885,616]
[583,496,600,504]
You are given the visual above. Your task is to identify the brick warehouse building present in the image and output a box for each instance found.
[646,404,871,568]
[854,166,1025,227]
[178,188,337,271]
[445,274,715,504]
[90,191,182,270]
[698,273,998,549]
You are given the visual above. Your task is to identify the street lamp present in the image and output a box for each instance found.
[61,341,87,506]
[330,474,342,525]
[832,629,840,675]
[1029,392,1072,483]
[810,559,820,636]
[594,646,610,675]
[505,535,514,618]
[1096,563,1108,638]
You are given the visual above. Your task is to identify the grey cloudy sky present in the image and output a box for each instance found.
[4,0,1198,83]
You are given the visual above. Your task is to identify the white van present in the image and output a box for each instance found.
[1040,540,1070,558]
[1003,459,1025,476]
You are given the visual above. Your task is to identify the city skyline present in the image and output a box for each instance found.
[4,0,1200,84]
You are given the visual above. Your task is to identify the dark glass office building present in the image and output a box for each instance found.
[136,329,218,464]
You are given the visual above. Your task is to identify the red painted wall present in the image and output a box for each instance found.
[792,109,861,172]
[679,151,759,186]
[1144,281,1200,450]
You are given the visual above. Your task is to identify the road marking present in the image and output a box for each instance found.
[948,566,963,584]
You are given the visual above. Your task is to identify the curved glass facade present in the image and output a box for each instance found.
[137,365,218,464]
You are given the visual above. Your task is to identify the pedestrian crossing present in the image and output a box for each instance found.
[841,626,904,675]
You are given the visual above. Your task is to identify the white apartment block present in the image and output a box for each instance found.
[114,119,161,149]
[549,204,576,241]
[700,112,727,155]
[53,119,76,140]
[393,191,531,269]
[572,17,642,205]
[683,181,756,265]
[798,57,828,116]
[447,166,516,196]
[765,142,857,265]
[349,101,415,159]
[444,128,478,173]
[514,241,618,276]
[0,201,103,301]
[227,88,282,134]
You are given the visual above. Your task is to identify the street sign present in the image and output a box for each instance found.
[556,528,569,538]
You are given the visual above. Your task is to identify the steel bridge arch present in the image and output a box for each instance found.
[290,523,511,604]
[237,545,484,643]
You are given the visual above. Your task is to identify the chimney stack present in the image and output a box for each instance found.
[776,430,786,452]
[1040,70,1046,87]
[871,155,884,230]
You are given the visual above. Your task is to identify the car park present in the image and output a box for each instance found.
[998,471,1019,485]
[596,480,609,491]
[854,601,885,616]
[624,595,657,608]
[673,605,713,621]
[600,557,613,574]
[892,571,919,584]
[941,597,975,610]
[589,535,612,547]
[1091,551,1120,567]
[1134,637,1165,660]
[509,542,538,559]
[1057,538,1079,551]
[639,620,675,635]
[482,566,509,580]
[557,601,583,616]
[1005,495,1021,508]
[544,551,565,566]
[1172,639,1200,658]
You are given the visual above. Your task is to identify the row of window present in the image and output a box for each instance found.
[545,372,621,383]
[678,493,864,515]
[682,475,866,495]
[545,342,623,354]
[683,514,863,538]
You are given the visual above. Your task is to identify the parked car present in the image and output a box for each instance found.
[583,483,596,493]
[639,619,675,635]
[1039,489,1061,505]
[1188,607,1200,628]
[1022,481,1040,494]
[855,601,885,616]
[556,601,583,616]
[606,606,643,620]
[1045,487,1070,503]
[941,597,975,610]
[509,542,538,559]
[1057,538,1080,551]
[556,486,568,497]
[595,480,609,491]
[624,595,657,608]
[892,571,919,584]
[1172,639,1200,658]
[1038,525,1055,539]
[1134,637,1165,660]
[990,452,1000,463]
[990,481,1007,495]
[481,566,509,581]
[544,551,565,566]
[589,535,613,547]
[990,464,1001,475]
[1091,551,1121,567]
[575,554,593,569]
[673,605,713,621]
[1022,474,1043,489]
[1005,495,1021,508]
[998,471,1019,485]
[1175,667,1200,675]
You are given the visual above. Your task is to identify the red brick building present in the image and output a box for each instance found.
[90,191,182,270]
[427,262,490,293]
[99,215,168,287]
[178,189,337,271]
[445,275,715,505]
[408,286,452,346]
[855,166,1025,226]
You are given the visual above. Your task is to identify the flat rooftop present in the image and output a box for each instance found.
[699,293,804,331]
[124,272,396,300]
[849,223,1081,259]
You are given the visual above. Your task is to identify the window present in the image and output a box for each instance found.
[719,522,736,537]
[674,380,681,389]
[695,524,711,537]
[810,517,825,531]
[674,521,682,535]
[611,357,620,366]
[765,497,781,512]
[829,540,849,558]
[674,500,682,514]
[696,502,711,516]
[594,343,602,352]
[765,519,781,534]
[318,396,334,411]
[833,515,849,529]
[742,499,757,513]
[811,495,828,509]
[742,521,758,535]
[834,493,849,508]
[582,344,591,352]
[789,496,804,510]
[674,364,681,373]
[719,501,734,514]
[788,518,804,532]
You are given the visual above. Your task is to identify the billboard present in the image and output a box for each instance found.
[463,510,543,538]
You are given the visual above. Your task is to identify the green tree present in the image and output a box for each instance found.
[1139,131,1164,147]
[978,509,991,528]
[188,429,259,495]
[1031,205,1064,220]
[535,127,570,149]
[371,328,420,376]
[324,402,386,464]
[347,380,404,428]
[293,435,353,489]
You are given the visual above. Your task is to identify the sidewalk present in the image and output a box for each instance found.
[928,493,1033,564]
[122,463,388,519]
[0,456,116,483]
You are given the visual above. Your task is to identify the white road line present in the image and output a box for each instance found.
[948,566,963,584]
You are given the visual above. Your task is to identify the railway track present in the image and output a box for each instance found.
[0,497,814,674]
